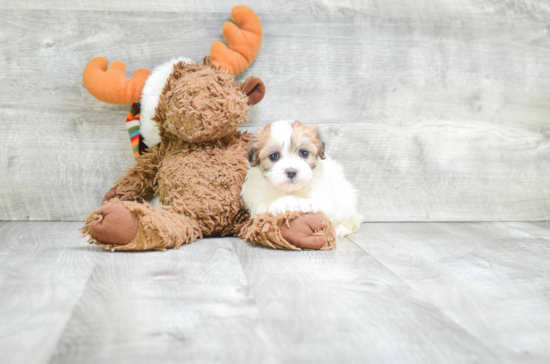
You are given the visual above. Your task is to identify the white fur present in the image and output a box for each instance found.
[140,57,193,147]
[263,120,314,192]
[268,195,314,215]
[242,120,364,237]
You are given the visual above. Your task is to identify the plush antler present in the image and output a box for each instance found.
[210,5,263,75]
[82,57,151,105]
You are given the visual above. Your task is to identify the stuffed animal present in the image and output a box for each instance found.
[80,6,336,251]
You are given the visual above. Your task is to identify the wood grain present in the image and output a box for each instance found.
[4,0,550,22]
[49,237,272,364]
[0,222,97,364]
[529,221,550,230]
[347,222,550,363]
[1,1,550,221]
[229,236,499,363]
[2,221,550,363]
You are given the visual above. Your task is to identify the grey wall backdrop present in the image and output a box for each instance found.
[1,0,550,221]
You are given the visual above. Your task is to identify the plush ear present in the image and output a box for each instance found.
[313,127,326,160]
[240,76,265,106]
[246,135,260,166]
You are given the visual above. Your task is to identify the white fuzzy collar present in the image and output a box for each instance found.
[139,57,192,147]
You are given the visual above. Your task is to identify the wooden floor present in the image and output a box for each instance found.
[0,222,548,363]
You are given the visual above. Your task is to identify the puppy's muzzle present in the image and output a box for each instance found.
[286,168,297,179]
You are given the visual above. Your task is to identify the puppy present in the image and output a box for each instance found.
[242,120,363,237]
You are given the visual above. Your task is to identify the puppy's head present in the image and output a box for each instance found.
[247,120,326,192]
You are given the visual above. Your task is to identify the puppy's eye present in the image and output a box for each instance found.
[299,150,309,158]
[269,153,280,162]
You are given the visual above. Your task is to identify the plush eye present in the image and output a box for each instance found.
[269,153,280,162]
[299,150,309,158]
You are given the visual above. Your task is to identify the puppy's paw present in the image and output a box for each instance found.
[335,224,354,237]
[268,196,314,215]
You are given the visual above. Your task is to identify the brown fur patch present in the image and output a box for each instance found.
[247,123,271,167]
[156,132,251,236]
[154,58,250,144]
[116,145,164,202]
[290,121,325,160]
[83,132,252,250]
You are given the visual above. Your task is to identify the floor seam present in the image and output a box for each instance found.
[345,230,504,361]
[45,247,100,364]
[226,237,281,362]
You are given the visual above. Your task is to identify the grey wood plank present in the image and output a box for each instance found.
[529,221,550,231]
[230,236,499,364]
[2,220,549,363]
[2,7,550,221]
[0,222,97,364]
[3,8,550,128]
[4,0,550,23]
[347,222,550,363]
[0,0,317,13]
[49,237,272,364]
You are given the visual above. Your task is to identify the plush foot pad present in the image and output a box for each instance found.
[238,211,336,250]
[280,213,328,250]
[88,202,139,245]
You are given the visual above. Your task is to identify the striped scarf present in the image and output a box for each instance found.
[125,103,148,158]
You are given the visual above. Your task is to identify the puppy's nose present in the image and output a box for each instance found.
[286,168,297,179]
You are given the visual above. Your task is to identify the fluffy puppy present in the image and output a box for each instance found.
[242,120,363,237]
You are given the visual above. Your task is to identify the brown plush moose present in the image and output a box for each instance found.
[80,6,336,251]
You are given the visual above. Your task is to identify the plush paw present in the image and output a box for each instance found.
[280,213,327,250]
[268,196,315,216]
[89,202,139,245]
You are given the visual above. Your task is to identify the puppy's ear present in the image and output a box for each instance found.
[246,135,260,166]
[240,76,265,106]
[313,126,326,160]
